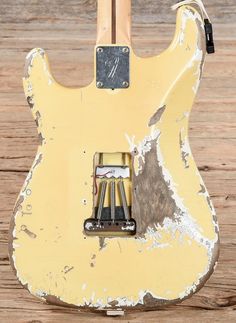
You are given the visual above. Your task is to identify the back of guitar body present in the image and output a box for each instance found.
[9,0,219,312]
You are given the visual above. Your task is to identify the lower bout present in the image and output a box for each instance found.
[11,235,219,310]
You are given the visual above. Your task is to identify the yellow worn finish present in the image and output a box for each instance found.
[10,6,219,308]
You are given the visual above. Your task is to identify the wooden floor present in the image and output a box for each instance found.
[0,1,236,322]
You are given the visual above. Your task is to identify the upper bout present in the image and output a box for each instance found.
[23,48,57,105]
[170,5,205,55]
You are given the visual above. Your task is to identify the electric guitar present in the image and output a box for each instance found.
[9,0,219,313]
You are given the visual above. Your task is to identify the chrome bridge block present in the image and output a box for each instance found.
[84,218,136,235]
[84,152,135,236]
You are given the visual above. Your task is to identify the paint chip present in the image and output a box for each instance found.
[148,105,166,127]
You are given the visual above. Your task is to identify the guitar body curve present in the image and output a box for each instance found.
[9,5,219,310]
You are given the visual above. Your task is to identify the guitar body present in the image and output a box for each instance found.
[9,3,219,311]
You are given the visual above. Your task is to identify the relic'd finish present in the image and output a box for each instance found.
[9,0,219,311]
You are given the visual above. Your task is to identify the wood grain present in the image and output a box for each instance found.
[0,0,235,321]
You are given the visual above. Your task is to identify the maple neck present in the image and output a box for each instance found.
[96,0,131,45]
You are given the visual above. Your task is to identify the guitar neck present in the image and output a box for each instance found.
[96,0,131,45]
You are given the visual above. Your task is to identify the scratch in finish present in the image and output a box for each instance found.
[179,129,190,168]
[99,237,107,250]
[20,225,37,239]
[63,266,74,274]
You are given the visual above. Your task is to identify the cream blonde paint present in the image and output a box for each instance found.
[10,6,219,309]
